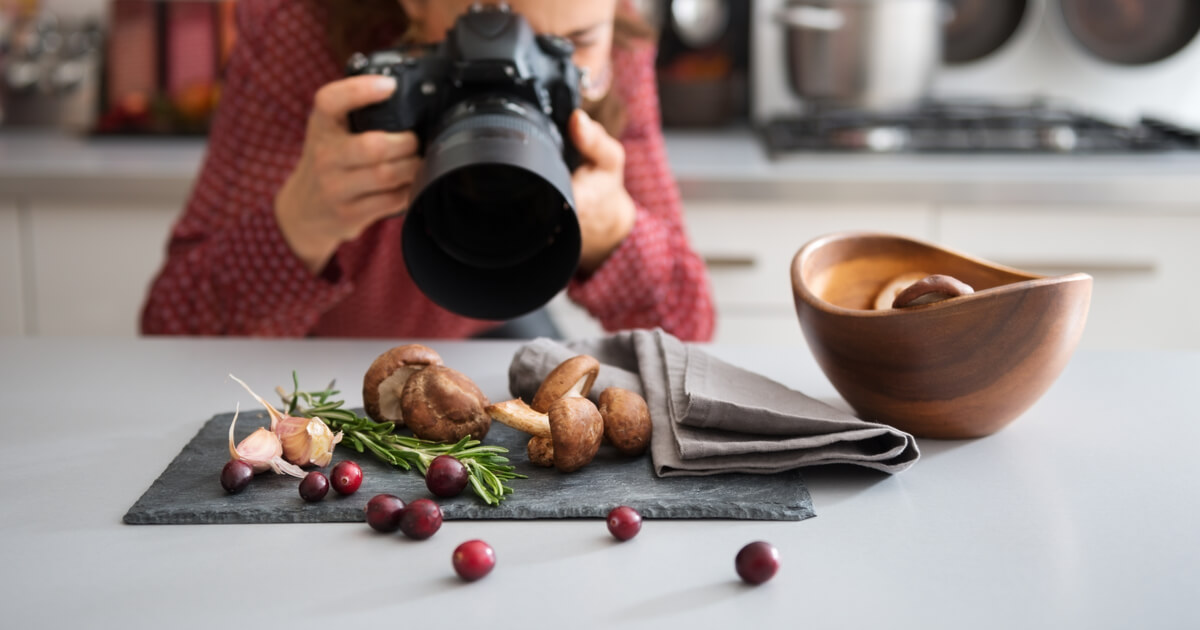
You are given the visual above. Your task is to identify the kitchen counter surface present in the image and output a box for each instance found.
[2,128,1199,205]
[1,336,1196,629]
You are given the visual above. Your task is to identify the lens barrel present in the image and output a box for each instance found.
[402,95,581,321]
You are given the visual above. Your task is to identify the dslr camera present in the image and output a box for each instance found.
[347,3,584,321]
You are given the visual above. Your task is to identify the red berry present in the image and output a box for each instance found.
[426,455,469,497]
[606,506,642,541]
[400,498,443,539]
[735,541,780,585]
[452,540,496,581]
[220,459,254,494]
[330,460,363,495]
[365,494,406,533]
[299,471,329,502]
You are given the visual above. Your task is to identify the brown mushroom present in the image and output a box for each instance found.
[873,272,929,310]
[527,435,554,467]
[544,397,604,472]
[531,355,600,413]
[597,387,651,456]
[486,396,604,472]
[362,344,443,425]
[400,365,491,443]
[892,274,975,308]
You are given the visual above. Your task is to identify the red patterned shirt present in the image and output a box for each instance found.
[140,0,714,341]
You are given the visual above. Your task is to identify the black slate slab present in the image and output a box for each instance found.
[124,410,815,524]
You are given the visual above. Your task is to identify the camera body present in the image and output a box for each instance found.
[344,4,587,321]
[347,5,583,170]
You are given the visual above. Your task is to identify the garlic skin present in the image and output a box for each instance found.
[227,405,306,478]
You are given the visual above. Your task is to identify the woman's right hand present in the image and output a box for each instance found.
[275,75,422,273]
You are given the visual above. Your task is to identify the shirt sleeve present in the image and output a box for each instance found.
[566,43,715,342]
[140,1,353,336]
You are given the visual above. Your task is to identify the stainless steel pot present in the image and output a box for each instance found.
[777,0,942,111]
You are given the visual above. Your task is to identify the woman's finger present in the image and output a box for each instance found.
[310,75,397,133]
[323,156,423,202]
[569,109,624,172]
[337,186,414,225]
[320,130,419,170]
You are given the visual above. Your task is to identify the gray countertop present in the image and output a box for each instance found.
[1,337,1196,629]
[2,128,1199,205]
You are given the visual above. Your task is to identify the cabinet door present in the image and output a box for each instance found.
[686,201,934,343]
[0,202,24,335]
[940,207,1200,350]
[29,201,180,336]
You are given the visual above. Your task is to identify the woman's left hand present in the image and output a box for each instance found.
[568,109,637,273]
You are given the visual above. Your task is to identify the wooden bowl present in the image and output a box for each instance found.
[792,232,1092,439]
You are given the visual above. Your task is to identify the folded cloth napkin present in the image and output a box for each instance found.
[509,329,919,477]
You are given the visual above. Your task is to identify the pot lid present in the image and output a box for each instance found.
[1060,0,1200,65]
[943,0,1028,64]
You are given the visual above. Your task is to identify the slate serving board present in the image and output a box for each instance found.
[124,410,815,524]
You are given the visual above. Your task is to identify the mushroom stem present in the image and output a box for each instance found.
[486,399,552,438]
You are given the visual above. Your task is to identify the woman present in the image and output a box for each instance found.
[140,0,714,341]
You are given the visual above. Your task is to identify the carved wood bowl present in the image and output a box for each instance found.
[791,232,1092,439]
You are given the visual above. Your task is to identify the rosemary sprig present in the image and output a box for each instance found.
[278,373,524,506]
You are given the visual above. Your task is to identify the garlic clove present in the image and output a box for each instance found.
[274,414,311,465]
[304,417,343,468]
[226,404,307,478]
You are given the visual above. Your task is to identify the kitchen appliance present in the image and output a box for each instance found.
[654,0,750,127]
[776,0,942,111]
[0,10,103,131]
[754,0,1200,148]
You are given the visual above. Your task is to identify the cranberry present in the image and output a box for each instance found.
[330,460,363,495]
[365,494,406,533]
[425,455,469,497]
[220,459,254,494]
[399,498,443,540]
[735,541,780,585]
[606,506,643,541]
[452,540,496,581]
[298,471,330,502]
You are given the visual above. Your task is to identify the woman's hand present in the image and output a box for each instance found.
[569,109,637,273]
[275,75,422,273]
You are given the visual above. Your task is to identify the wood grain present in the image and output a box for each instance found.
[792,232,1092,439]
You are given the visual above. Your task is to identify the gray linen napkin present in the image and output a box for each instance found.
[508,329,919,477]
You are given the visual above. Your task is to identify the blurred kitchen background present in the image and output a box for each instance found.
[2,0,1198,349]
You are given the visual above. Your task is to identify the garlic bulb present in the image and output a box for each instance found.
[229,374,343,469]
[227,405,306,478]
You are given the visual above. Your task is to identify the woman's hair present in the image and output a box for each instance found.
[316,0,654,137]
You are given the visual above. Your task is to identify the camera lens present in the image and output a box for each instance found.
[402,95,581,321]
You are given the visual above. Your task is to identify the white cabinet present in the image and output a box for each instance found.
[29,199,180,336]
[685,200,935,344]
[0,202,25,335]
[939,206,1200,350]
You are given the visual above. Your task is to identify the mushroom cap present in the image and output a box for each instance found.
[598,387,652,456]
[531,354,601,413]
[526,436,555,467]
[547,397,604,473]
[363,344,443,424]
[401,365,491,443]
[892,274,975,309]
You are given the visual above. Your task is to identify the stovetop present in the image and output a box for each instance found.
[761,101,1200,155]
